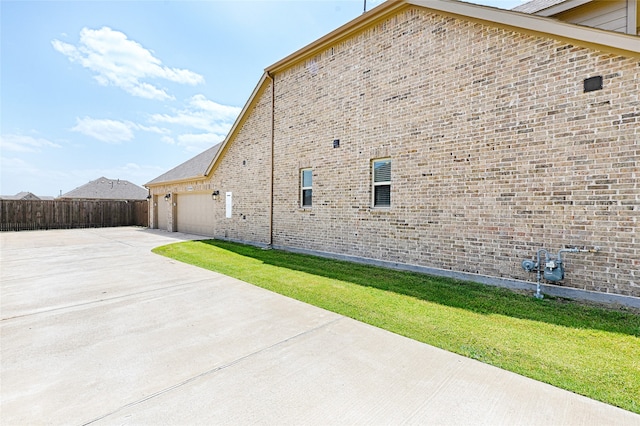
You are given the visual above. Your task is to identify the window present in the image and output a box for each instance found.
[301,168,312,207]
[372,159,391,207]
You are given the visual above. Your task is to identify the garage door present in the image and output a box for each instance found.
[156,196,168,231]
[177,193,215,236]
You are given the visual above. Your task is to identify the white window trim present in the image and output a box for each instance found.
[372,158,391,208]
[301,168,312,208]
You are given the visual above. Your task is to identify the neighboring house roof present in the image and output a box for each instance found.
[149,0,640,187]
[60,177,148,200]
[0,191,55,200]
[146,143,222,186]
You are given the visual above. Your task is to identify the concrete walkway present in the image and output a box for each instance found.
[1,227,638,425]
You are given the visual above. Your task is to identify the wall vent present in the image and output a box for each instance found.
[584,76,603,92]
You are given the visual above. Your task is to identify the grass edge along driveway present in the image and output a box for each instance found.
[152,240,640,414]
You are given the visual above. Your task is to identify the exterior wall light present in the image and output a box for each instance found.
[164,193,171,201]
[212,190,220,200]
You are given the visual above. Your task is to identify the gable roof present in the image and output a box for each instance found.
[512,0,573,14]
[15,191,36,200]
[149,0,639,187]
[146,143,222,186]
[60,177,148,200]
[204,74,271,177]
[269,0,638,74]
[0,192,45,200]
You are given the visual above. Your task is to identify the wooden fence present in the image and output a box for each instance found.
[0,200,148,232]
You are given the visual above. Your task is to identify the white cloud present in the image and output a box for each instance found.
[0,156,70,196]
[72,117,135,143]
[68,93,238,152]
[189,94,242,118]
[161,136,176,145]
[0,155,165,195]
[135,124,170,135]
[95,162,163,181]
[0,134,62,153]
[52,27,204,100]
[64,163,166,188]
[150,94,240,132]
[149,94,240,152]
[71,117,170,143]
[1,156,33,171]
[171,131,224,152]
[177,133,226,153]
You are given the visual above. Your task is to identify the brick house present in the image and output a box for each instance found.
[146,0,639,305]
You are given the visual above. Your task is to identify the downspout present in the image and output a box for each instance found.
[266,71,275,248]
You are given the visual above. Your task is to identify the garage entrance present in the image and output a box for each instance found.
[176,192,215,236]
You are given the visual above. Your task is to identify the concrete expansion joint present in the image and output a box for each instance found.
[0,280,214,322]
[81,317,345,425]
[84,229,138,247]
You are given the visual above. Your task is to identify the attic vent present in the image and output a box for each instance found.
[584,76,603,93]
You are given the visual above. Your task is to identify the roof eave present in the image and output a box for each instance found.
[407,0,639,57]
[267,0,407,74]
[145,174,208,189]
[267,0,638,76]
[161,0,639,190]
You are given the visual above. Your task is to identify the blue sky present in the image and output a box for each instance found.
[1,0,522,197]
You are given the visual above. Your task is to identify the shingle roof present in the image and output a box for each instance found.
[512,0,567,14]
[60,177,148,200]
[0,192,43,200]
[146,143,222,186]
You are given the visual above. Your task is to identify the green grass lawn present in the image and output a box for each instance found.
[153,239,640,414]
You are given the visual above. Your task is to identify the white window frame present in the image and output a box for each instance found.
[301,168,313,208]
[372,158,391,208]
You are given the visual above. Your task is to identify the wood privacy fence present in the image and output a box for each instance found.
[0,200,149,231]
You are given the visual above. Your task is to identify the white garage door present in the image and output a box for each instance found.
[156,197,169,231]
[177,193,215,236]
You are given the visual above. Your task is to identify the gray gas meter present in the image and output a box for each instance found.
[521,246,600,299]
[543,258,564,282]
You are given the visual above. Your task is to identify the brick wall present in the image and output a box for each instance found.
[271,8,640,296]
[207,81,273,244]
[148,80,274,245]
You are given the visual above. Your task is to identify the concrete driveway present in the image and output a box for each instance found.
[1,227,638,425]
